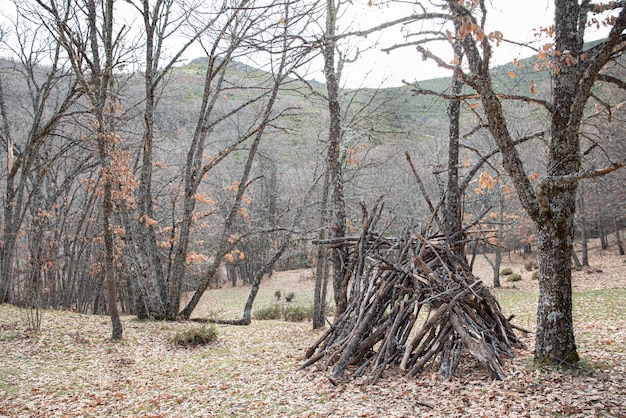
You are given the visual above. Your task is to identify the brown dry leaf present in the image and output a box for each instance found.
[1,243,625,417]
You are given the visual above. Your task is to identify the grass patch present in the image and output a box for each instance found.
[573,288,626,320]
[185,269,317,320]
[525,356,603,376]
[255,304,283,320]
[170,324,219,347]
[254,303,313,322]
[506,273,522,282]
[493,288,538,329]
[282,304,313,322]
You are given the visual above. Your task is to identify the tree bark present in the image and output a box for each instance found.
[614,215,625,256]
[313,168,331,329]
[446,0,626,366]
[442,28,465,257]
[535,214,578,364]
[323,0,348,316]
[577,188,589,266]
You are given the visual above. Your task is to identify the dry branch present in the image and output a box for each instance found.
[302,201,524,383]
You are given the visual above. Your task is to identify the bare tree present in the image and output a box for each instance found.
[443,0,626,365]
[34,0,139,339]
[179,0,319,319]
[321,0,349,316]
[0,12,83,308]
[346,0,625,366]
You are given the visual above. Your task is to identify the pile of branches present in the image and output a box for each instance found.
[302,200,524,383]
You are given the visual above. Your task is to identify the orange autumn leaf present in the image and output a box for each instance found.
[237,207,249,219]
[478,171,496,190]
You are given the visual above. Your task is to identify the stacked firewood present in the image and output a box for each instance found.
[302,201,524,383]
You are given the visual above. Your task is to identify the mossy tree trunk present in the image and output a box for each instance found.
[447,0,626,366]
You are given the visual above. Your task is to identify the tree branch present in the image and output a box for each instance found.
[545,162,624,187]
[596,73,626,90]
[407,83,553,111]
[332,12,450,42]
[459,131,546,194]
[589,1,626,13]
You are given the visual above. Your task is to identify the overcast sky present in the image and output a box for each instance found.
[334,0,613,88]
[333,1,553,88]
[0,0,615,89]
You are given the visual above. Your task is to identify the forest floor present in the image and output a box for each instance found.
[1,245,625,417]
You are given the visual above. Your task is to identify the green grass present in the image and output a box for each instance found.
[572,288,626,321]
[493,287,626,325]
[170,324,219,347]
[493,288,538,329]
[0,366,21,394]
[189,269,318,320]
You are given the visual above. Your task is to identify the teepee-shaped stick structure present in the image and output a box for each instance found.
[302,200,524,383]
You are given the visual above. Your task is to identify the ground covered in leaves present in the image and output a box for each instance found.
[1,247,625,417]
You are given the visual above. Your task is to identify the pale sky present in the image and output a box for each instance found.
[0,0,616,89]
[335,0,613,88]
[335,0,554,88]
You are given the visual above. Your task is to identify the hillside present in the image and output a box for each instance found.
[170,50,557,141]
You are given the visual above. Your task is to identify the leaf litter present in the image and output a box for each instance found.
[1,247,625,417]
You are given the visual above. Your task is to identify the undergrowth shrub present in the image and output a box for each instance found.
[524,260,539,271]
[254,303,312,322]
[506,273,522,282]
[283,304,313,322]
[284,292,296,302]
[500,268,513,276]
[170,325,218,347]
[254,304,283,320]
[531,271,540,280]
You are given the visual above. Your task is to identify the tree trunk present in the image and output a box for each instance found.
[493,192,506,288]
[493,246,502,288]
[577,189,589,266]
[535,210,579,365]
[442,31,465,258]
[0,75,15,303]
[614,216,625,256]
[323,0,348,316]
[444,0,626,366]
[599,215,609,250]
[313,168,331,329]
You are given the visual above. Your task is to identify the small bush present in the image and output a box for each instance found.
[283,305,313,322]
[274,290,282,301]
[524,260,539,271]
[254,304,283,320]
[284,292,296,302]
[506,273,522,282]
[171,325,218,347]
[500,268,513,276]
[254,303,313,322]
[531,271,540,280]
